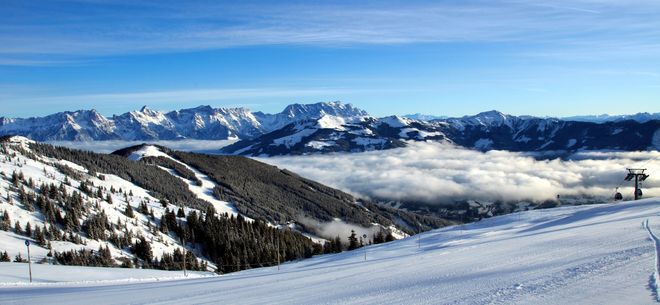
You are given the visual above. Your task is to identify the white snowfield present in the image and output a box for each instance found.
[3,198,660,304]
[0,264,213,286]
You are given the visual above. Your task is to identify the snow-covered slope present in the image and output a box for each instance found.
[0,137,214,268]
[126,144,242,218]
[0,263,213,286]
[2,198,660,304]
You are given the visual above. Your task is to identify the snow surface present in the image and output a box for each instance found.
[316,115,346,131]
[127,145,170,161]
[0,263,214,286]
[398,128,442,140]
[3,198,660,304]
[305,141,336,149]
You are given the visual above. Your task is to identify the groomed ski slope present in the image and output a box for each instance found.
[3,198,660,305]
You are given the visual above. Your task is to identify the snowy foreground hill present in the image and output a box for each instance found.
[3,198,660,304]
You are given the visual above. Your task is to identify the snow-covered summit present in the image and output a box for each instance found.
[126,144,170,161]
[379,115,412,128]
[254,101,368,132]
[0,102,369,142]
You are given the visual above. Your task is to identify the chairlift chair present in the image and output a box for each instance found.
[613,187,623,201]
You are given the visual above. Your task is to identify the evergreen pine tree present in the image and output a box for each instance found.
[0,211,11,231]
[14,220,21,234]
[124,204,134,218]
[348,230,359,250]
[14,252,24,263]
[24,222,32,237]
[0,251,10,262]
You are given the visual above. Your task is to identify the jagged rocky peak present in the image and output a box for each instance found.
[282,101,368,118]
[134,105,164,118]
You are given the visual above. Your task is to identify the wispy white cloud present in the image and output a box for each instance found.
[2,0,660,65]
[260,142,660,205]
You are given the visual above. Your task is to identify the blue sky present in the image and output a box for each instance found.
[1,0,659,118]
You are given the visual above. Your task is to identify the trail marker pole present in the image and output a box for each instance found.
[25,240,32,283]
[181,238,187,277]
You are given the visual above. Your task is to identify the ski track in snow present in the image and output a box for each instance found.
[644,218,660,302]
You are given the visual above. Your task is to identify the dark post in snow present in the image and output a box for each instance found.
[181,236,187,277]
[363,234,368,261]
[625,169,649,200]
[25,240,32,283]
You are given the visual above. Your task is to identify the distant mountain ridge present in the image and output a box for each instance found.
[405,111,660,124]
[0,101,367,141]
[2,103,659,156]
[221,110,660,156]
[562,112,660,123]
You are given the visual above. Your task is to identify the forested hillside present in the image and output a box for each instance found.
[1,137,452,275]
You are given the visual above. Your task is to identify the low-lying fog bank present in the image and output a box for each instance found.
[260,142,660,205]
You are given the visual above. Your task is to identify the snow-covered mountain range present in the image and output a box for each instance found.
[2,102,658,156]
[563,112,660,123]
[222,110,660,156]
[0,102,366,141]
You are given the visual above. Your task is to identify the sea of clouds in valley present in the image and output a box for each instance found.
[261,142,660,205]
